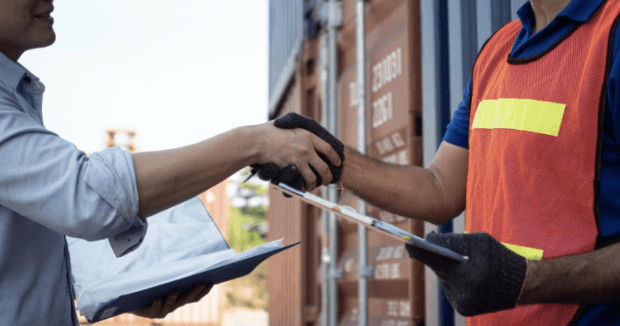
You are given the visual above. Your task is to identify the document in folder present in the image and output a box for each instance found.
[272,183,467,263]
[68,197,297,323]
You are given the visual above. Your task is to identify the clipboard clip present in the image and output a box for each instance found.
[242,168,258,183]
[358,266,375,278]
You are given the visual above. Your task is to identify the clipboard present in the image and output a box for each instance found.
[272,183,467,263]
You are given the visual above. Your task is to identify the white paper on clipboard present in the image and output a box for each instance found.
[273,183,467,263]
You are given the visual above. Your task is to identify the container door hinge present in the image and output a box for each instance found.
[330,269,344,280]
[328,1,343,28]
[358,266,375,278]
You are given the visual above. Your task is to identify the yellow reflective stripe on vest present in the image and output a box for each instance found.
[472,99,566,136]
[464,232,544,260]
[501,242,544,260]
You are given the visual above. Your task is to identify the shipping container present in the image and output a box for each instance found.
[335,0,425,325]
[267,1,425,325]
[266,33,325,326]
[268,0,305,117]
[267,0,529,326]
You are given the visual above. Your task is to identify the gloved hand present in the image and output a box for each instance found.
[247,112,345,191]
[406,232,527,316]
[247,164,305,191]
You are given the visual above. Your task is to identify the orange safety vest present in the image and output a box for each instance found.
[466,0,620,325]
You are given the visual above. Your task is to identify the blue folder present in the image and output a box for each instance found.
[68,197,297,323]
[90,241,298,322]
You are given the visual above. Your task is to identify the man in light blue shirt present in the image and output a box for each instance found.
[0,0,342,324]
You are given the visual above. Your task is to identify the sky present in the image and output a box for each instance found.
[21,0,270,154]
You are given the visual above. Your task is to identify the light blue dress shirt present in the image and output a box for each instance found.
[0,51,148,325]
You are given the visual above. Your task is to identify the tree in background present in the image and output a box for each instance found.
[226,168,270,310]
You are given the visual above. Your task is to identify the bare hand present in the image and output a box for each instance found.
[131,283,213,319]
[255,122,342,192]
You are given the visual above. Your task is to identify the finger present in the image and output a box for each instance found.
[425,232,471,255]
[132,298,159,318]
[278,165,300,185]
[311,135,342,166]
[257,163,280,181]
[146,297,163,318]
[309,166,323,187]
[190,283,214,304]
[175,284,207,307]
[291,171,305,190]
[282,192,293,198]
[298,163,318,192]
[406,244,435,262]
[152,297,163,313]
[276,166,303,197]
[309,155,333,186]
[406,244,455,269]
[161,290,181,317]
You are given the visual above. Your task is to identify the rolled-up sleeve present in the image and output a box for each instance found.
[0,96,146,257]
[86,148,147,256]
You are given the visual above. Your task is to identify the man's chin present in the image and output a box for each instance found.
[30,33,56,50]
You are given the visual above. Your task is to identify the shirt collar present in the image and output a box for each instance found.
[0,51,39,91]
[556,0,606,22]
[517,0,606,34]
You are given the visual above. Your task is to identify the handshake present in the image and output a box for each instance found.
[247,112,345,192]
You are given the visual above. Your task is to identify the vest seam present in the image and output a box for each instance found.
[507,24,581,65]
[567,304,588,326]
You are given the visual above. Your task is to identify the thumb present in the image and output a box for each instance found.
[407,232,467,270]
[425,232,472,255]
[406,243,457,271]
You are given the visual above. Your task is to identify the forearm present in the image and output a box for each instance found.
[133,126,260,218]
[340,142,468,224]
[519,243,620,304]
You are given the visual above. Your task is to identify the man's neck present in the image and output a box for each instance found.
[530,0,572,34]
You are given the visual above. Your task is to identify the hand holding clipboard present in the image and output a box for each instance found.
[272,183,467,263]
[272,183,538,317]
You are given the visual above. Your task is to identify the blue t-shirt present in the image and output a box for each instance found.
[443,0,620,324]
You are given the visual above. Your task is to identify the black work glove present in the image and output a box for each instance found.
[406,232,527,316]
[248,164,305,189]
[248,112,345,191]
[245,164,304,198]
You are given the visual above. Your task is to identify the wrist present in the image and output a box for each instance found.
[517,259,544,304]
[237,124,264,166]
[340,146,360,188]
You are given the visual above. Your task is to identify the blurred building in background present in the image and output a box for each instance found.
[267,1,528,326]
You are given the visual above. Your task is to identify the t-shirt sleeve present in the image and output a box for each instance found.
[443,79,471,149]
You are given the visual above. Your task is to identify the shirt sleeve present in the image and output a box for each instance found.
[0,94,146,257]
[443,79,471,149]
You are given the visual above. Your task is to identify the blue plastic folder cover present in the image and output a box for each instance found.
[67,197,298,323]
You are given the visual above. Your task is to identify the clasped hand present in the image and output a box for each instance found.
[251,113,345,192]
